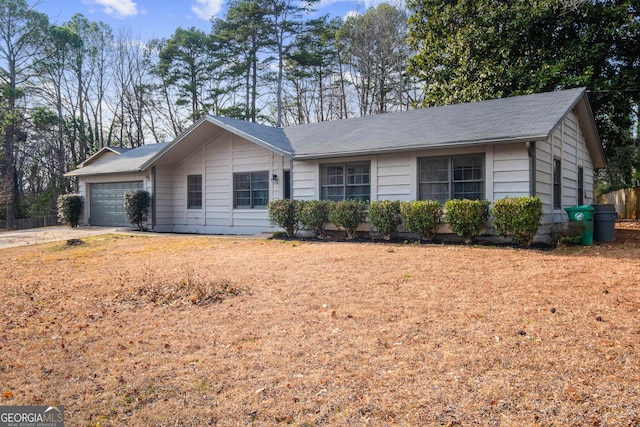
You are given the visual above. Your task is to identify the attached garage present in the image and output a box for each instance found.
[89,181,143,226]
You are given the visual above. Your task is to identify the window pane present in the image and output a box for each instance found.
[235,191,251,207]
[322,186,344,202]
[235,174,250,190]
[321,162,370,201]
[252,190,269,207]
[453,181,483,200]
[419,183,449,204]
[188,175,202,209]
[453,156,482,182]
[322,166,344,186]
[346,185,370,202]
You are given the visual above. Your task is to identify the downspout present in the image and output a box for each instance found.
[527,141,536,196]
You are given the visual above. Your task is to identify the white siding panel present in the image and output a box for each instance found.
[492,143,529,200]
[292,160,317,200]
[154,166,174,228]
[376,153,412,200]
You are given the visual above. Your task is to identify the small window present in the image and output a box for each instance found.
[419,154,484,203]
[321,162,370,202]
[577,167,584,205]
[234,171,269,208]
[187,175,202,209]
[553,158,562,209]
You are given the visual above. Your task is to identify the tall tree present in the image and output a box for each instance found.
[264,0,318,126]
[159,27,214,121]
[35,23,83,193]
[339,4,411,116]
[212,0,271,122]
[285,16,342,124]
[0,0,48,229]
[407,0,640,164]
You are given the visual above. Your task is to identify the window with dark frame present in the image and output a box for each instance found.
[418,154,484,204]
[553,158,562,209]
[320,162,370,202]
[577,166,584,205]
[234,171,269,208]
[187,175,202,209]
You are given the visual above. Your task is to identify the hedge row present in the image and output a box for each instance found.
[269,196,544,245]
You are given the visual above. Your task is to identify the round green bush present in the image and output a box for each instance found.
[57,193,83,228]
[444,199,490,243]
[298,200,331,238]
[400,200,443,240]
[492,196,543,245]
[268,199,299,237]
[368,200,402,240]
[329,199,367,239]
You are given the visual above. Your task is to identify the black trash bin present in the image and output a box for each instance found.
[591,203,617,242]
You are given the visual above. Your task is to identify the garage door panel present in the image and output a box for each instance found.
[90,181,143,226]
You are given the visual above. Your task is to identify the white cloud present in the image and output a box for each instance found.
[91,0,138,17]
[192,0,224,20]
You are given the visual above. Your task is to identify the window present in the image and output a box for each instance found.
[321,162,370,202]
[418,155,484,203]
[187,175,202,209]
[577,167,584,205]
[553,158,562,209]
[234,171,269,208]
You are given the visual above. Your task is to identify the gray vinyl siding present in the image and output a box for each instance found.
[492,143,530,200]
[165,130,284,234]
[154,166,174,230]
[376,153,413,201]
[535,109,595,225]
[291,160,316,200]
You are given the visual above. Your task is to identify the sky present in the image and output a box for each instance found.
[34,0,389,42]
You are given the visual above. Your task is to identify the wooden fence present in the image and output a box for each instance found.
[0,215,59,230]
[597,187,640,219]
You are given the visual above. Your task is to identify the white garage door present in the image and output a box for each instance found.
[89,181,143,226]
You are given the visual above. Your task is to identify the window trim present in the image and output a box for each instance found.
[577,166,584,205]
[418,154,485,203]
[187,174,202,210]
[320,161,371,202]
[553,158,562,210]
[233,171,269,209]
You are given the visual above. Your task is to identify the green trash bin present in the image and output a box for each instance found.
[564,205,595,245]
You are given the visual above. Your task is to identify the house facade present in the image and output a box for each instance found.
[66,87,605,237]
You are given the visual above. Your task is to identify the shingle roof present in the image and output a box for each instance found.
[65,143,167,176]
[209,116,293,155]
[284,87,592,158]
[66,88,605,176]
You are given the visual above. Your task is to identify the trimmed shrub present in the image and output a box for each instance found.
[329,199,367,239]
[400,200,443,241]
[124,190,151,231]
[57,193,83,228]
[298,200,331,238]
[444,199,490,243]
[368,200,402,240]
[492,196,543,245]
[268,198,298,237]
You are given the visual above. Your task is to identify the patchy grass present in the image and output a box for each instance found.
[1,223,639,426]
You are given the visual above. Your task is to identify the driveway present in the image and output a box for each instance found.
[0,226,122,249]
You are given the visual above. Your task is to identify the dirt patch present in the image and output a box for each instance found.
[1,224,639,426]
[0,226,120,249]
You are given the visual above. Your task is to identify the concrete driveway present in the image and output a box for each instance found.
[0,226,122,249]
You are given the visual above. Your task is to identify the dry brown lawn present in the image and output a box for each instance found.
[1,223,640,426]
